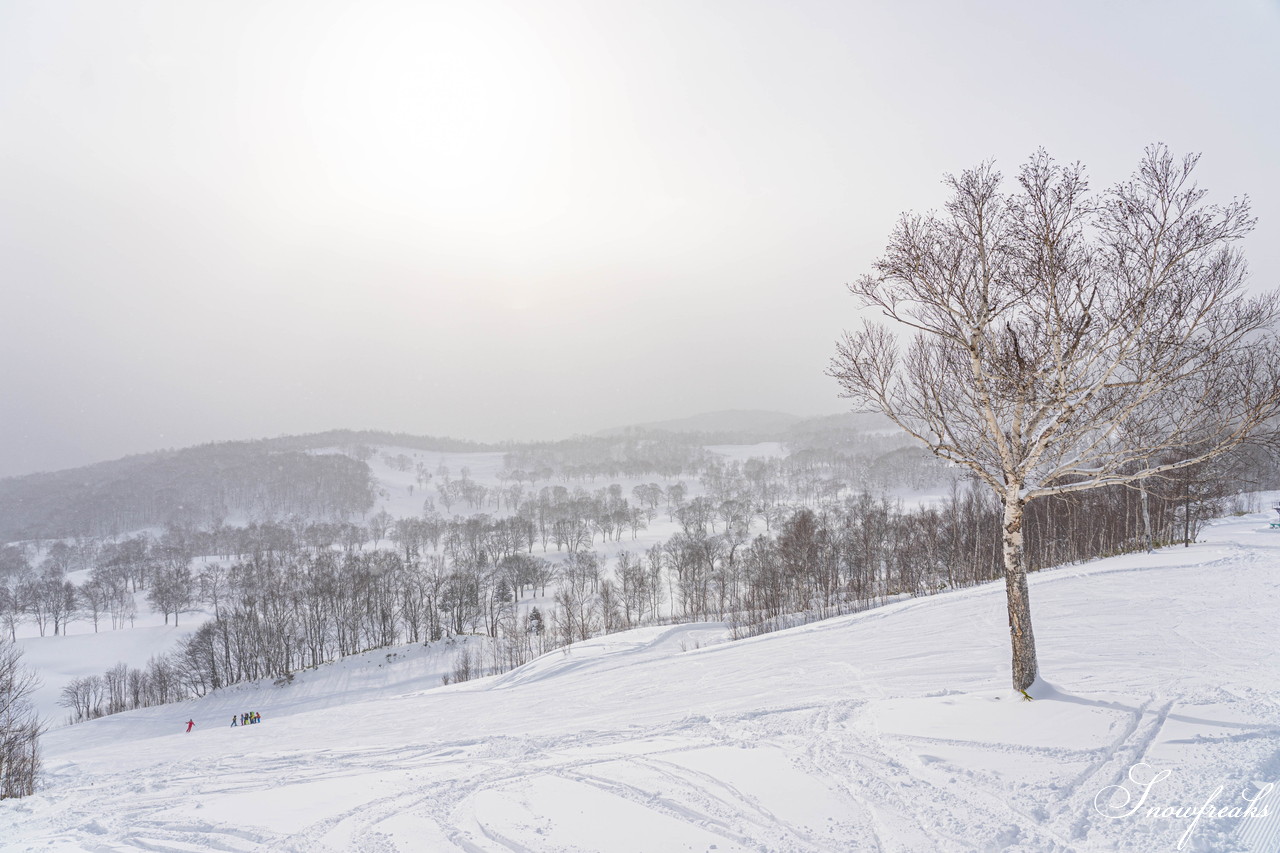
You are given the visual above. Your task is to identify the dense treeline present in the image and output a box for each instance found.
[503,432,715,480]
[13,431,1275,726]
[254,429,495,455]
[728,468,1247,638]
[0,418,923,543]
[62,540,560,708]
[3,442,1265,648]
[55,446,1270,712]
[0,446,376,541]
[498,419,933,486]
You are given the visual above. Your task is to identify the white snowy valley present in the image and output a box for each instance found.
[3,498,1280,852]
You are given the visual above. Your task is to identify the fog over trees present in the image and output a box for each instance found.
[0,442,378,543]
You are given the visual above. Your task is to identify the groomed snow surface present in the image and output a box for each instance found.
[4,507,1280,852]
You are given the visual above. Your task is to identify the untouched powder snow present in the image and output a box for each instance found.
[4,510,1280,851]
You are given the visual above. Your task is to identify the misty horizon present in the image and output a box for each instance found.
[3,0,1277,479]
[0,406,844,479]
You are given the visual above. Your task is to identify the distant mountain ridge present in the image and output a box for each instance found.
[0,414,904,542]
[596,409,803,438]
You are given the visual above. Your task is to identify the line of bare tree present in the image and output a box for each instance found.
[0,640,41,799]
[61,440,1271,711]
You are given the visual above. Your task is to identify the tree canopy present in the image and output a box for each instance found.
[830,146,1280,692]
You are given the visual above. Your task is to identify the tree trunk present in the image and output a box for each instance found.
[1183,491,1192,547]
[1140,485,1154,554]
[1002,493,1039,693]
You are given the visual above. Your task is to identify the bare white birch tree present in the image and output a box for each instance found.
[829,146,1280,694]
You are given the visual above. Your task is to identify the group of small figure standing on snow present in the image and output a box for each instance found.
[181,712,263,732]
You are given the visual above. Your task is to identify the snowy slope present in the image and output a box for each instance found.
[11,442,736,722]
[3,508,1280,852]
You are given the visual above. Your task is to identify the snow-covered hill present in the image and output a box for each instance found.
[595,409,804,437]
[3,508,1280,852]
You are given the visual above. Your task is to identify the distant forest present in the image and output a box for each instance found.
[0,418,903,543]
[4,418,1278,724]
[0,446,374,542]
[35,446,1275,719]
[0,430,526,541]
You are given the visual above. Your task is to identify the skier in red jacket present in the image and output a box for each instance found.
[186,719,195,733]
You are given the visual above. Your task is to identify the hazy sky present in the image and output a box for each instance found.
[2,0,1278,477]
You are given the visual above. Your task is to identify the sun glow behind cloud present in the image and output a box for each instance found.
[224,1,697,311]
[301,6,570,235]
[1,0,1277,474]
[222,1,824,310]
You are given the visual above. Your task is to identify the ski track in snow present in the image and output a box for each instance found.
[4,504,1280,851]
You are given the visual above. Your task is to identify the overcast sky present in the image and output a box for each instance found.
[1,0,1278,477]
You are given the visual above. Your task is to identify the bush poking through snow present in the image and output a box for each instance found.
[0,640,42,799]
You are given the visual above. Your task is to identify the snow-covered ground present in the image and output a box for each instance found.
[4,507,1280,851]
[16,618,203,727]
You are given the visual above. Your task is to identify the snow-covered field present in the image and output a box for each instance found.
[4,507,1280,851]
